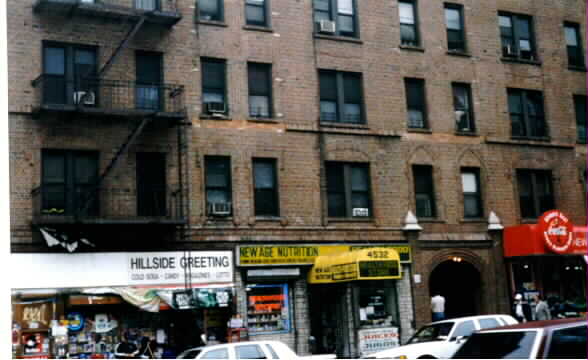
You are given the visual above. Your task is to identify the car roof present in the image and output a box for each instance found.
[476,317,587,332]
[426,314,514,325]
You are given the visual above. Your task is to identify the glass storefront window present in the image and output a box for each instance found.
[246,284,290,334]
[355,280,399,327]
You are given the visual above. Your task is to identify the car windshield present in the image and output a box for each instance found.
[407,322,454,344]
[452,331,537,359]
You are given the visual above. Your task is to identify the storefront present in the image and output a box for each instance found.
[236,244,414,358]
[10,251,235,359]
[504,210,587,318]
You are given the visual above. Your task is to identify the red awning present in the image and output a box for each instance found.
[504,225,587,257]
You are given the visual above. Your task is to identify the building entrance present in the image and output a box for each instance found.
[429,259,481,319]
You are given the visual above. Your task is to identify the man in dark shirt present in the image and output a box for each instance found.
[114,333,139,359]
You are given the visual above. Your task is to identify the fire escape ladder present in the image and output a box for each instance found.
[77,115,153,217]
[97,15,147,78]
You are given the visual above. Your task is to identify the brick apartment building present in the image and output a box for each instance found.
[8,0,587,358]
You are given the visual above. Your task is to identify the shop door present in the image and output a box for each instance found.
[309,284,344,355]
[429,260,481,319]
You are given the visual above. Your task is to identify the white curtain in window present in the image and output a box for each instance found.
[399,2,415,24]
[338,0,354,15]
[565,27,578,46]
[462,173,477,193]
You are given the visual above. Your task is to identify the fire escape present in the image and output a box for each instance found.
[30,0,189,249]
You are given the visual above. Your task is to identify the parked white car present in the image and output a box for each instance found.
[178,340,336,360]
[362,314,518,359]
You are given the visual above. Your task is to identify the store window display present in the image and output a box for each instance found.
[356,281,399,328]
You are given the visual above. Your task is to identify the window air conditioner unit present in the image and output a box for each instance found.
[205,102,226,116]
[352,208,369,217]
[504,45,515,56]
[318,20,336,34]
[208,202,231,216]
[73,91,96,105]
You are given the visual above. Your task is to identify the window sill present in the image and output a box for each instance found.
[399,45,425,52]
[248,117,279,123]
[320,121,369,130]
[510,136,551,142]
[243,25,273,33]
[254,216,282,221]
[568,65,587,72]
[327,217,374,223]
[200,113,231,121]
[418,218,445,223]
[407,128,432,134]
[577,140,587,145]
[314,33,363,44]
[455,130,479,137]
[501,57,541,66]
[198,20,228,28]
[446,50,471,58]
[460,218,486,223]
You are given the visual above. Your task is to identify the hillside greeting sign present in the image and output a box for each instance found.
[237,244,411,266]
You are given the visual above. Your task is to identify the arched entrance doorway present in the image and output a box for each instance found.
[429,259,481,319]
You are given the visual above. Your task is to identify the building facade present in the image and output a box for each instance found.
[8,0,586,358]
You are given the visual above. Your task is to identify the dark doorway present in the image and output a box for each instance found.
[429,259,481,319]
[308,284,344,355]
[136,152,167,216]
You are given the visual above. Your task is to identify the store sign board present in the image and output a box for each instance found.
[358,327,400,357]
[127,251,233,286]
[308,248,402,284]
[10,251,233,289]
[539,210,575,254]
[237,244,411,266]
[14,301,53,330]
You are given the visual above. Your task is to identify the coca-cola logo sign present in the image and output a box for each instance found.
[539,210,573,254]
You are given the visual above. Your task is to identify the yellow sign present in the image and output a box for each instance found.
[238,245,411,266]
[308,247,402,284]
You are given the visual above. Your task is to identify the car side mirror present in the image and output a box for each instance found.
[455,336,467,344]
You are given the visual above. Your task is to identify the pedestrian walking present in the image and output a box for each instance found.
[534,294,551,321]
[431,292,446,322]
[512,293,532,323]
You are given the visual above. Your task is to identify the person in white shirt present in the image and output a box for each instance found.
[431,293,446,322]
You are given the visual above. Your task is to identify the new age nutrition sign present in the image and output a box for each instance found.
[128,251,233,286]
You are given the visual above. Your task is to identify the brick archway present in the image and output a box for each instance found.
[428,250,485,319]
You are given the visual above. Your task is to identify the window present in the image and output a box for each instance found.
[135,0,159,11]
[405,78,427,129]
[264,344,279,359]
[205,156,232,216]
[451,320,475,339]
[42,42,97,105]
[135,52,162,111]
[236,345,267,359]
[326,162,371,218]
[399,0,419,46]
[547,325,587,359]
[413,165,436,218]
[452,83,475,133]
[508,89,546,138]
[445,4,466,52]
[478,318,500,330]
[136,152,166,217]
[452,331,537,359]
[313,0,358,38]
[565,22,585,68]
[356,281,398,328]
[246,284,290,334]
[253,158,279,217]
[199,0,223,21]
[248,63,272,118]
[245,0,268,27]
[574,95,586,143]
[516,169,554,219]
[201,348,229,359]
[41,150,99,216]
[461,168,482,218]
[201,58,227,115]
[499,13,536,61]
[319,70,364,124]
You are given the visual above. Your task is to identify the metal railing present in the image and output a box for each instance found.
[34,0,180,15]
[32,75,185,116]
[32,185,184,221]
